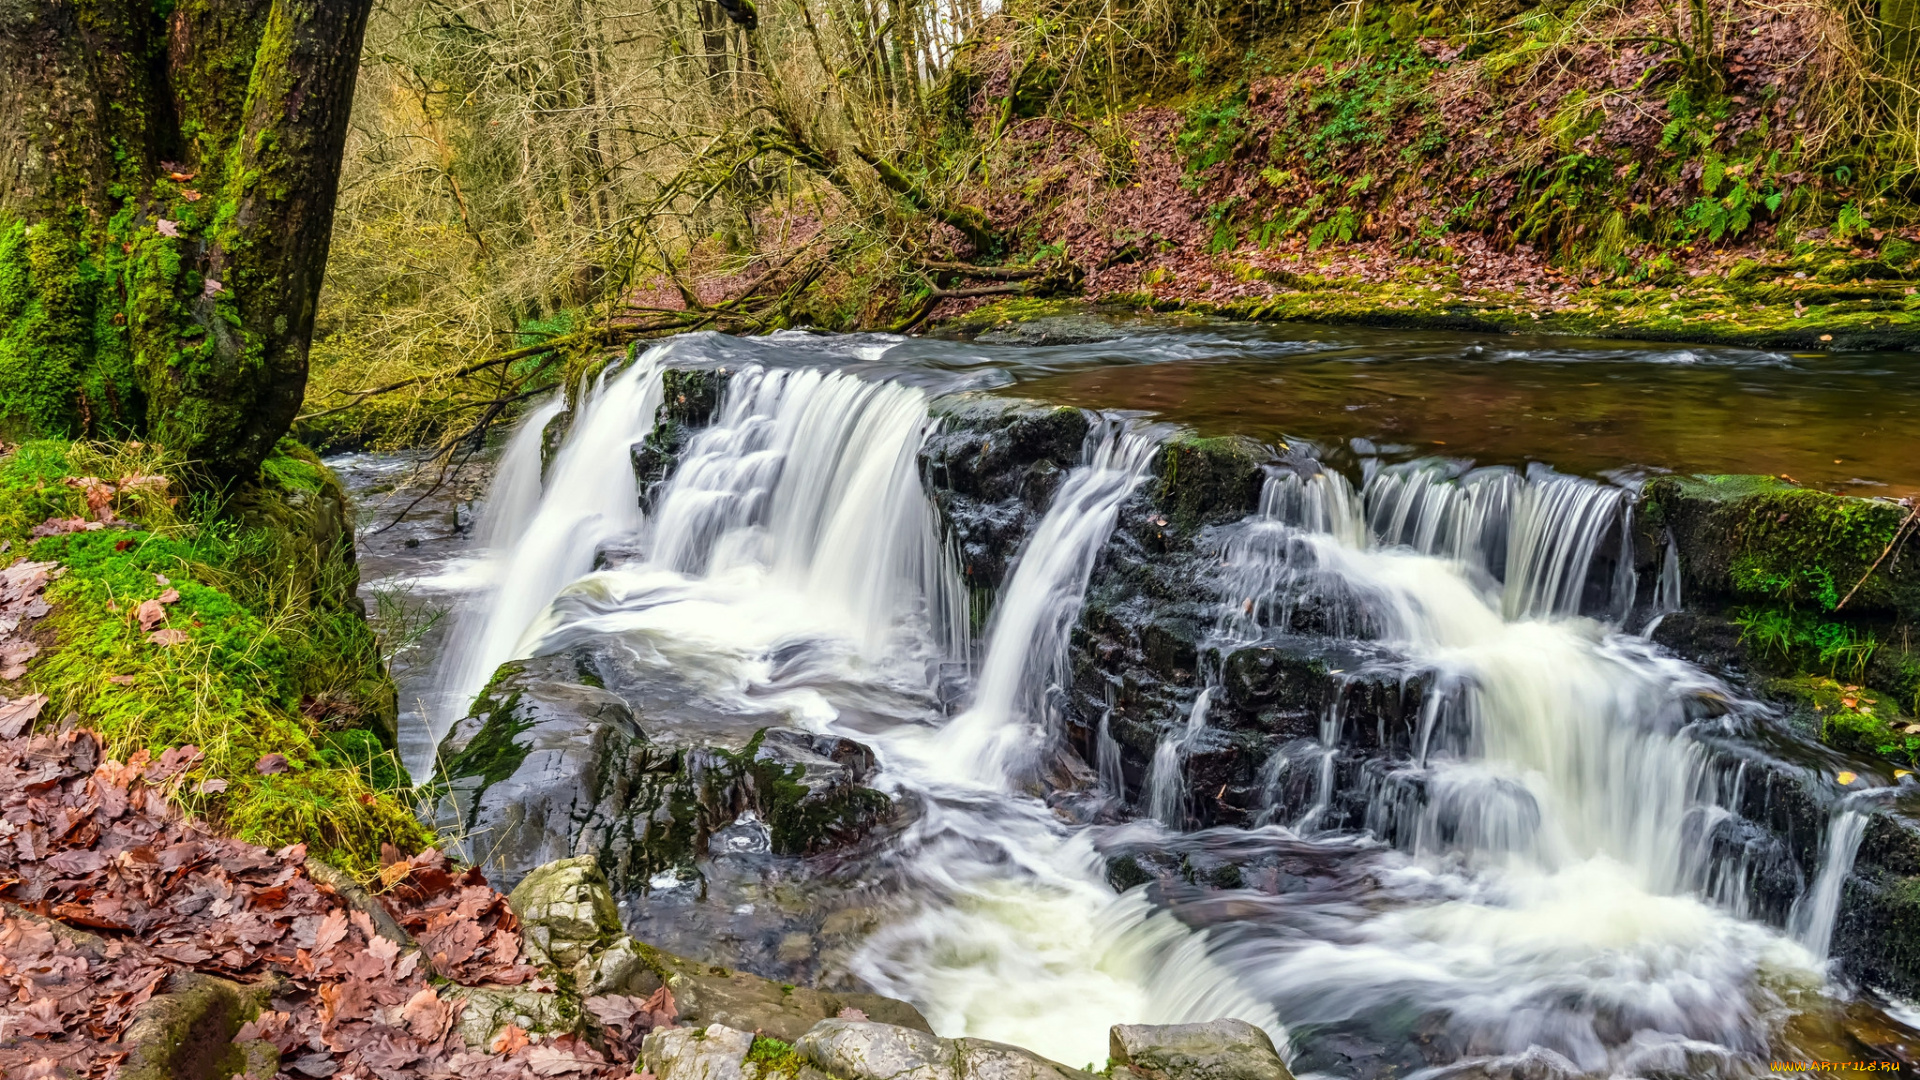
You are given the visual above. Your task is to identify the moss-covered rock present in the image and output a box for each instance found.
[227,438,399,748]
[1644,474,1918,618]
[118,971,279,1080]
[631,367,735,505]
[430,648,896,895]
[1151,435,1266,533]
[0,440,425,878]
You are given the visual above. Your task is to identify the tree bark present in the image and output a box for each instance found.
[0,0,374,484]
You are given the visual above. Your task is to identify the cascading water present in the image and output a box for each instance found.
[1196,464,1843,1075]
[928,422,1162,789]
[1792,798,1879,962]
[432,356,1276,1065]
[412,338,1896,1078]
[410,349,667,778]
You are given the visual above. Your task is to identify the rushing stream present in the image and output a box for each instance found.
[344,322,1920,1078]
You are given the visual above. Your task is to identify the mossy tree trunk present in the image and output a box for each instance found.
[0,0,373,484]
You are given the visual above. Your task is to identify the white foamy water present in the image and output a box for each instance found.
[414,344,1881,1077]
[1213,467,1832,1075]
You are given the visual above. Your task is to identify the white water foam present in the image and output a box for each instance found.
[441,361,1275,1065]
[1207,466,1828,1074]
[424,350,1872,1076]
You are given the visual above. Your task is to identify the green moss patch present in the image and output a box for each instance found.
[747,1035,806,1079]
[1153,434,1267,531]
[1646,474,1917,617]
[1,440,428,879]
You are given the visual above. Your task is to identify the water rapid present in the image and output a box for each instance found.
[410,339,1896,1077]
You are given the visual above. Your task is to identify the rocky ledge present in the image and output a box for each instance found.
[429,647,895,897]
[918,389,1920,1006]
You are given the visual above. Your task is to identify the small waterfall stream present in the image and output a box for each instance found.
[406,337,1896,1076]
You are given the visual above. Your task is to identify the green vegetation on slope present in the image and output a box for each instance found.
[1,440,428,878]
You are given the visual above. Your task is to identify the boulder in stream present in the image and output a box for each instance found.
[1109,1020,1296,1080]
[430,648,895,895]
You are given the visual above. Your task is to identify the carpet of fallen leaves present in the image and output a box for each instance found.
[0,723,660,1078]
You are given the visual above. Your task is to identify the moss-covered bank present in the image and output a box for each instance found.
[1,439,428,877]
[1645,474,1920,763]
[939,262,1920,353]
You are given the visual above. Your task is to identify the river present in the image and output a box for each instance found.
[336,320,1920,1079]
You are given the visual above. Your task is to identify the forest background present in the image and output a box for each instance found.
[302,0,1920,454]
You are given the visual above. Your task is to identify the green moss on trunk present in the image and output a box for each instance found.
[0,0,376,484]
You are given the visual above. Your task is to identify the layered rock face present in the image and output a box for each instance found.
[923,390,1920,1007]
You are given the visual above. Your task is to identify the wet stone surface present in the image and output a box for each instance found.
[431,644,908,988]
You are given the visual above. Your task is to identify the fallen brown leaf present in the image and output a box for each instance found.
[490,1023,530,1055]
[134,598,167,632]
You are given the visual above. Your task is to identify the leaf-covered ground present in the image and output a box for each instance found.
[0,718,665,1078]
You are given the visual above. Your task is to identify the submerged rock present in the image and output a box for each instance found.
[587,934,931,1042]
[430,648,894,895]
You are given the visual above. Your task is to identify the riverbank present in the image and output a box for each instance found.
[932,258,1920,353]
[0,439,427,878]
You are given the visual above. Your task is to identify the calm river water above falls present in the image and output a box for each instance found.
[339,322,1920,1079]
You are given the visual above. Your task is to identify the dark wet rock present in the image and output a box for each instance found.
[1149,436,1267,534]
[1109,1019,1295,1080]
[1648,611,1755,682]
[430,647,894,895]
[632,367,734,508]
[922,394,1091,592]
[541,407,572,479]
[1058,463,1423,829]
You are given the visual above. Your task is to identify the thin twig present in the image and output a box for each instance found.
[1835,502,1920,611]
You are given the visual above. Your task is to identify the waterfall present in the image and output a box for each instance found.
[640,365,968,657]
[436,360,1274,1065]
[1096,709,1126,797]
[1198,465,1812,1071]
[931,422,1160,788]
[474,394,567,551]
[1643,533,1684,638]
[420,337,1880,1075]
[1792,806,1871,961]
[411,348,666,777]
[1147,689,1211,827]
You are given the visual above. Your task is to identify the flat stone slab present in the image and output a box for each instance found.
[1109,1020,1294,1080]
